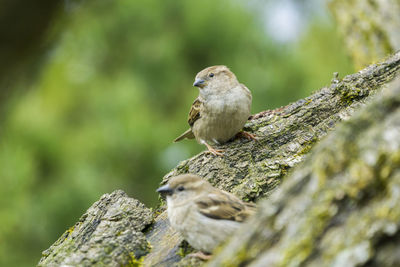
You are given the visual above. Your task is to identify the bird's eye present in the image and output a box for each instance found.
[209,73,214,78]
[177,186,185,192]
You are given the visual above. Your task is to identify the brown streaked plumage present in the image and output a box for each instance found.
[188,98,201,127]
[174,66,253,156]
[196,192,256,222]
[156,174,256,258]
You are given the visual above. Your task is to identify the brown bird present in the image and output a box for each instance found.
[174,65,255,156]
[156,174,256,260]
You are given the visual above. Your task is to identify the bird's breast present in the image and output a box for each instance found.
[193,89,251,144]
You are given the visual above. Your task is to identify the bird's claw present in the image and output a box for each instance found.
[204,143,224,156]
[236,131,257,141]
[188,251,212,261]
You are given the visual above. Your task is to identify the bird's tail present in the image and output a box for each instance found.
[174,129,195,142]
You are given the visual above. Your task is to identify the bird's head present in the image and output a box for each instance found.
[156,174,212,206]
[193,65,239,95]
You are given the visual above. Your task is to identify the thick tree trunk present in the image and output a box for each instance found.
[38,52,400,266]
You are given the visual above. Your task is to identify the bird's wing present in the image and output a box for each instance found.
[173,97,202,142]
[195,190,256,222]
[188,97,202,127]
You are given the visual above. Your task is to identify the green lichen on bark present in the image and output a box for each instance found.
[207,77,400,267]
[38,190,153,267]
[329,0,400,68]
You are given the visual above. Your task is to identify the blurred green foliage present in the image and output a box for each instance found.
[0,0,352,266]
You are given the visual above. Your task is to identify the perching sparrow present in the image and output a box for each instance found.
[174,65,253,156]
[156,174,256,259]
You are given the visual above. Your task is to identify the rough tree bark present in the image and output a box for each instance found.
[38,190,153,266]
[38,52,400,266]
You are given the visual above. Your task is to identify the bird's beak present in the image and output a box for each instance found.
[156,184,174,196]
[193,78,205,88]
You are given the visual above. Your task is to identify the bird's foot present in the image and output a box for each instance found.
[204,143,224,156]
[236,131,257,141]
[188,251,212,261]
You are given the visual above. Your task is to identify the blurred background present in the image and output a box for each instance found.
[0,0,355,266]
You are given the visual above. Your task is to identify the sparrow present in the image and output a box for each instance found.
[156,174,256,260]
[174,65,255,156]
